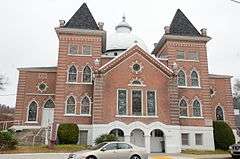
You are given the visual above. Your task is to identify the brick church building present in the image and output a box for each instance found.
[14,3,236,153]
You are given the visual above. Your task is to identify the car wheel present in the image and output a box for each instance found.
[130,155,141,159]
[86,156,97,159]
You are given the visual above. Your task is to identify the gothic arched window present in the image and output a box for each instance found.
[68,65,77,82]
[82,66,92,83]
[193,99,201,117]
[179,99,188,117]
[27,101,38,121]
[66,96,76,114]
[177,70,186,86]
[216,106,224,121]
[44,99,55,108]
[191,71,199,87]
[81,96,91,115]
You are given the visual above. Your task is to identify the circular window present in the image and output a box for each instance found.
[133,63,141,72]
[37,82,48,92]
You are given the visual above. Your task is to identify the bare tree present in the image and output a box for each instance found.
[234,79,240,96]
[0,74,7,90]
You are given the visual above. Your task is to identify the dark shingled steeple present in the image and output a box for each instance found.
[168,9,201,36]
[64,3,99,30]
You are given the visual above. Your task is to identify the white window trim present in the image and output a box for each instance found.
[116,89,128,116]
[179,97,189,117]
[68,44,79,55]
[146,90,157,116]
[67,64,78,83]
[131,89,143,116]
[190,69,201,87]
[192,97,203,117]
[82,45,92,56]
[65,95,77,115]
[80,95,92,116]
[177,69,187,87]
[215,104,225,121]
[26,100,39,123]
[82,65,93,83]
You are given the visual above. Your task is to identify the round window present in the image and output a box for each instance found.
[133,63,141,72]
[38,82,48,92]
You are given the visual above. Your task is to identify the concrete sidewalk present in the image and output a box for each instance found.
[149,153,231,159]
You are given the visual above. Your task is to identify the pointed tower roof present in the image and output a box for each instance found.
[168,9,201,36]
[64,3,99,30]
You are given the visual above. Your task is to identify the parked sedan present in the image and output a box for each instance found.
[229,143,240,159]
[67,142,148,159]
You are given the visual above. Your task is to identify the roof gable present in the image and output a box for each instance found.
[64,3,99,30]
[99,44,173,76]
[168,9,201,37]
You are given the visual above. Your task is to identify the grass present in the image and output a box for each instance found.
[0,144,88,154]
[182,149,229,155]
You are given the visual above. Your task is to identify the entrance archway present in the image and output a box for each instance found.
[110,129,124,141]
[150,129,165,153]
[130,129,145,147]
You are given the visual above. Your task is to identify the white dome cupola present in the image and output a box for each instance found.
[105,15,148,56]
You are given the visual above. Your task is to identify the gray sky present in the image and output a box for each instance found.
[0,0,240,107]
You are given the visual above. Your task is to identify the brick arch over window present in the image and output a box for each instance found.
[191,69,200,87]
[65,96,76,114]
[192,98,202,117]
[27,100,38,122]
[80,96,91,115]
[177,70,186,86]
[82,65,92,83]
[179,97,188,117]
[216,105,224,121]
[67,65,77,82]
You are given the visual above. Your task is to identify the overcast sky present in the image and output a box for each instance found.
[0,0,240,107]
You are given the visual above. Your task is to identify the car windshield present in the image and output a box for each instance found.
[90,143,107,150]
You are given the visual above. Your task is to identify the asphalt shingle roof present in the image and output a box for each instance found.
[168,9,201,36]
[64,3,99,30]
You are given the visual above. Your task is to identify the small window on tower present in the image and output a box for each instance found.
[82,45,92,55]
[69,45,78,55]
[176,51,185,60]
[188,52,199,61]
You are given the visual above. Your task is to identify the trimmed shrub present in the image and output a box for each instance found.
[95,134,118,145]
[0,130,18,150]
[57,123,79,144]
[213,121,235,150]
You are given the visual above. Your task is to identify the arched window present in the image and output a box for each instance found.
[179,99,188,117]
[81,96,91,115]
[193,99,201,117]
[177,70,186,86]
[27,101,38,121]
[191,71,199,87]
[44,99,55,108]
[68,65,77,82]
[216,106,224,121]
[82,66,92,83]
[66,96,76,114]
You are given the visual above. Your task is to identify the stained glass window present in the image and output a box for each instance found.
[177,70,186,86]
[118,90,127,115]
[69,45,78,54]
[132,90,142,116]
[28,101,37,121]
[82,45,92,55]
[68,66,77,82]
[191,71,199,87]
[66,96,75,114]
[179,99,188,117]
[193,100,201,117]
[83,66,92,83]
[147,91,156,116]
[81,96,90,115]
[44,99,55,108]
[216,106,224,120]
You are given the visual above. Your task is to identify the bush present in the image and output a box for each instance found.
[0,130,18,150]
[213,121,235,150]
[95,134,118,145]
[57,123,79,144]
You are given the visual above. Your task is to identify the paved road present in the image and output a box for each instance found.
[0,153,231,159]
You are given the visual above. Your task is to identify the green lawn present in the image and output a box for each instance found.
[0,144,88,154]
[182,149,229,155]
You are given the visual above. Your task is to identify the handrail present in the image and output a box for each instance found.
[32,127,43,146]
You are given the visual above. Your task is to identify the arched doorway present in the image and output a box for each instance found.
[42,99,55,127]
[110,129,124,141]
[130,129,145,147]
[150,129,165,153]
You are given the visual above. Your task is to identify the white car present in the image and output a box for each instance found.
[68,142,148,159]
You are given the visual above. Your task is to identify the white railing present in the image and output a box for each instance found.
[0,120,21,130]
